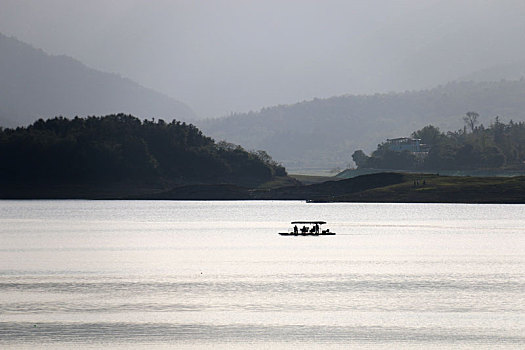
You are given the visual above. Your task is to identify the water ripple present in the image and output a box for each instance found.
[0,322,523,345]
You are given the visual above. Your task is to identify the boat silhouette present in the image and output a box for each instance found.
[279,221,336,236]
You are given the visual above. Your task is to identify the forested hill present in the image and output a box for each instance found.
[0,114,286,196]
[199,80,525,170]
[0,33,196,127]
[352,119,525,173]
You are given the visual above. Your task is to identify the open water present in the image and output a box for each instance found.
[0,200,524,349]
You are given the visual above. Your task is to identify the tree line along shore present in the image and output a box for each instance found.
[1,114,525,203]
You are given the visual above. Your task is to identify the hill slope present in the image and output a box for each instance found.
[0,33,196,127]
[311,173,525,204]
[0,114,287,198]
[199,80,525,170]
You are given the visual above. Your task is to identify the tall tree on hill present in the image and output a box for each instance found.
[463,112,479,133]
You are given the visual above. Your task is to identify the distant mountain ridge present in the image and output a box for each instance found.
[199,80,525,170]
[458,61,525,83]
[0,33,196,127]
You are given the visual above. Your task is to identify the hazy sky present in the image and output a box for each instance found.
[1,0,525,118]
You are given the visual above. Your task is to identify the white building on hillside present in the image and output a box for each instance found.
[386,137,429,155]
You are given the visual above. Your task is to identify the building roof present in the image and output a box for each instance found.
[387,137,421,142]
[291,221,327,225]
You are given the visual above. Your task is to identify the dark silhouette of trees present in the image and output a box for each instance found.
[463,111,479,133]
[0,114,286,187]
[411,125,444,146]
[352,150,369,168]
[365,145,417,170]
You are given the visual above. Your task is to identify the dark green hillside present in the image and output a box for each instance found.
[0,114,286,198]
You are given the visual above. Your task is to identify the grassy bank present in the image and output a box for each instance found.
[310,173,525,203]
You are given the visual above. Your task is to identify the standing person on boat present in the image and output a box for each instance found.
[294,225,298,234]
[315,223,319,233]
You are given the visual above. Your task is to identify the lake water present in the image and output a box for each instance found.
[0,200,524,349]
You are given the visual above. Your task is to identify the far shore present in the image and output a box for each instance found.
[2,172,525,204]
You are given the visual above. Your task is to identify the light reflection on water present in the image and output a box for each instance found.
[0,200,524,348]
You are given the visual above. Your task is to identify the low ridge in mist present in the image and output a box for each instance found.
[199,80,525,170]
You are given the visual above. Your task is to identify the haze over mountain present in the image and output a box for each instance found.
[199,80,525,170]
[1,1,525,118]
[3,1,525,171]
[458,60,525,83]
[0,33,196,127]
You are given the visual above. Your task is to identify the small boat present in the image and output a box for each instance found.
[278,221,336,236]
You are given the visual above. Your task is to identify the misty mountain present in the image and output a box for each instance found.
[199,80,525,170]
[458,60,525,83]
[0,33,196,127]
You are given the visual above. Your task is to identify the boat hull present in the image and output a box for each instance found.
[278,232,336,236]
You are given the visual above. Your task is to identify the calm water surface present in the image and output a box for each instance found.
[0,200,524,349]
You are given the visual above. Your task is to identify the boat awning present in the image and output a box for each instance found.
[291,221,327,225]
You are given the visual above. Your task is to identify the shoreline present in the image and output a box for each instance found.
[2,172,525,204]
